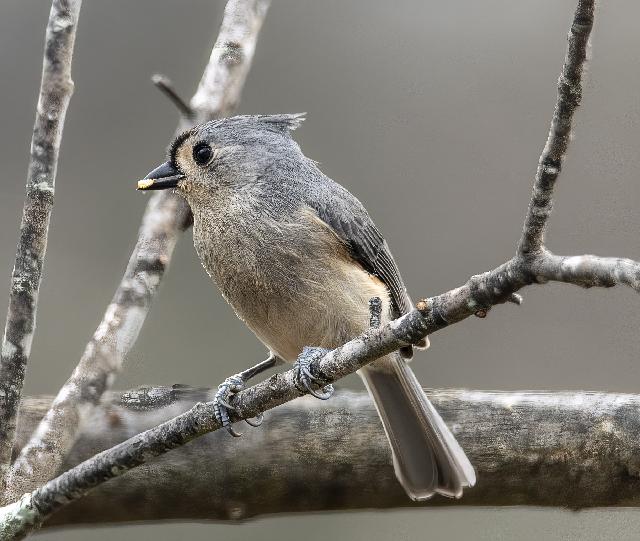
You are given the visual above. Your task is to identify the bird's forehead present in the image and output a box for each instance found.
[188,124,234,146]
[170,118,282,164]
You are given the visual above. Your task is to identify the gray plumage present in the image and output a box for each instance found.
[147,114,475,499]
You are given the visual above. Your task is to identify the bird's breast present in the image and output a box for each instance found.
[192,204,391,361]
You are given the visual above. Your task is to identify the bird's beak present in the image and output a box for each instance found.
[137,161,185,191]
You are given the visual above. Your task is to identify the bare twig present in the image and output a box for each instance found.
[9,386,640,528]
[151,74,194,119]
[518,0,594,254]
[5,0,271,501]
[0,0,82,489]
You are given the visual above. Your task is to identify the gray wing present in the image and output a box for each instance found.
[306,182,413,320]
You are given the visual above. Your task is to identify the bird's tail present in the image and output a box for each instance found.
[359,354,475,500]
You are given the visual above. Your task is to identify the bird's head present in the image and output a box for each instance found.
[137,113,306,204]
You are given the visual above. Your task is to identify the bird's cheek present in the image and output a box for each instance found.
[178,178,194,194]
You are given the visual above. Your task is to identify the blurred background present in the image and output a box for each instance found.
[1,0,640,539]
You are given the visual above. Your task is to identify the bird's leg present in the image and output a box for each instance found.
[294,346,334,400]
[214,354,282,437]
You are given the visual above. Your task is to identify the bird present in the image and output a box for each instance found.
[137,114,475,500]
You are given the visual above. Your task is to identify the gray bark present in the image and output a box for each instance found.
[5,0,271,500]
[518,0,594,254]
[0,0,82,488]
[10,385,640,528]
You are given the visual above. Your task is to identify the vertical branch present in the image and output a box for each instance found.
[5,0,271,501]
[517,0,595,255]
[0,0,82,487]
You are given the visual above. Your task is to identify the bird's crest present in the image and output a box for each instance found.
[257,113,306,134]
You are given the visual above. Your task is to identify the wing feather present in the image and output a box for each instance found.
[305,185,412,320]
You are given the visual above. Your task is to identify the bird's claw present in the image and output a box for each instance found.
[294,346,334,400]
[214,374,263,436]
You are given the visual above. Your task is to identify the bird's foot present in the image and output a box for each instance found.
[214,373,264,437]
[294,346,334,400]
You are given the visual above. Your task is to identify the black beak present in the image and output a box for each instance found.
[137,161,185,190]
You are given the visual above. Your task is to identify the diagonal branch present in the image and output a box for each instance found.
[0,311,434,540]
[5,0,271,501]
[0,0,82,488]
[188,0,268,124]
[151,74,194,119]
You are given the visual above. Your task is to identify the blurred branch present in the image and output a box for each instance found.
[0,0,82,490]
[5,0,271,501]
[188,0,269,124]
[151,74,194,119]
[13,385,640,528]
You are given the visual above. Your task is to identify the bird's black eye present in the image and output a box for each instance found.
[193,143,213,166]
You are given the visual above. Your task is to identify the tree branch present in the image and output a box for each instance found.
[9,385,640,529]
[0,0,82,488]
[188,0,269,124]
[4,0,271,501]
[151,74,194,119]
[5,191,188,500]
[518,0,594,255]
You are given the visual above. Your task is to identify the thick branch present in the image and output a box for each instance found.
[7,284,633,535]
[0,0,82,487]
[5,0,271,500]
[9,386,640,529]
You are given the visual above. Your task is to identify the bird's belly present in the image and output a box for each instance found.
[193,205,392,362]
[233,257,392,362]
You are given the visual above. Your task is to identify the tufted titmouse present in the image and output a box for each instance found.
[138,114,475,500]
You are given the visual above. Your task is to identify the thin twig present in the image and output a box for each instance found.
[0,0,82,490]
[518,0,594,254]
[5,0,271,501]
[368,296,382,328]
[5,192,188,500]
[151,74,194,119]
